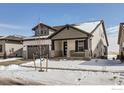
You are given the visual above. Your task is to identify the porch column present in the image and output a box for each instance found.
[84,38,91,58]
[23,45,28,59]
[50,40,55,57]
[67,40,75,57]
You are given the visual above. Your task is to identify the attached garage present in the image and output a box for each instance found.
[27,45,49,59]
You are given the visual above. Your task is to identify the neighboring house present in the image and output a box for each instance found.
[118,23,124,59]
[0,35,23,58]
[23,20,108,59]
[49,20,109,59]
[23,23,57,59]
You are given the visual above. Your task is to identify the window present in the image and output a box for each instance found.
[35,30,40,36]
[75,40,85,52]
[35,27,49,36]
[0,45,2,52]
[44,29,49,35]
[78,41,84,51]
[40,30,43,35]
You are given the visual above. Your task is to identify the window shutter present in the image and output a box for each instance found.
[75,40,78,52]
[51,41,55,50]
[84,39,88,50]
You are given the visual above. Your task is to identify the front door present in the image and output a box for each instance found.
[63,41,67,56]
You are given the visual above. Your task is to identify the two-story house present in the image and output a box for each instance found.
[23,23,57,59]
[23,20,108,59]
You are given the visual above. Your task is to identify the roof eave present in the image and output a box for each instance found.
[90,20,103,34]
[32,23,58,32]
[90,20,109,46]
[48,24,93,39]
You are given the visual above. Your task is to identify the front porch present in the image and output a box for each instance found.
[48,24,93,59]
[50,39,91,59]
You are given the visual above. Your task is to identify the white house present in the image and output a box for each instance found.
[49,20,109,59]
[23,20,109,59]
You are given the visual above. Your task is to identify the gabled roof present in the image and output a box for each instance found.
[118,23,124,44]
[101,21,109,46]
[48,24,93,39]
[52,25,64,31]
[23,35,49,41]
[73,20,102,33]
[32,23,58,31]
[49,20,109,46]
[52,20,102,33]
[0,35,23,41]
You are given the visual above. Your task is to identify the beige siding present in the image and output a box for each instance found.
[67,40,75,57]
[23,45,27,59]
[92,24,108,57]
[51,27,88,40]
[5,43,23,56]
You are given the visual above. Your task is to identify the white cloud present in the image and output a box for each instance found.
[0,23,31,36]
[0,23,23,30]
[107,25,119,34]
[106,25,119,53]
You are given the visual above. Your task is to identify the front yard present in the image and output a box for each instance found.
[0,58,124,85]
[21,59,124,72]
[0,58,26,66]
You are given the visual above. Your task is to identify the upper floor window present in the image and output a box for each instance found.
[35,29,49,36]
[40,30,43,35]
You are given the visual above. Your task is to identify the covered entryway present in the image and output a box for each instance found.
[49,24,92,59]
[27,45,49,59]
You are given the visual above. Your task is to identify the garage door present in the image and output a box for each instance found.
[27,45,49,59]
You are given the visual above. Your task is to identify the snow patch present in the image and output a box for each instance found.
[0,58,22,62]
[21,59,124,72]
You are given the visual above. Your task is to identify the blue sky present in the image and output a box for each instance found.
[0,3,122,35]
[0,3,123,52]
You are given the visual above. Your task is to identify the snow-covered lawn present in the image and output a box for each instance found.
[0,68,123,85]
[0,58,124,85]
[21,59,124,72]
